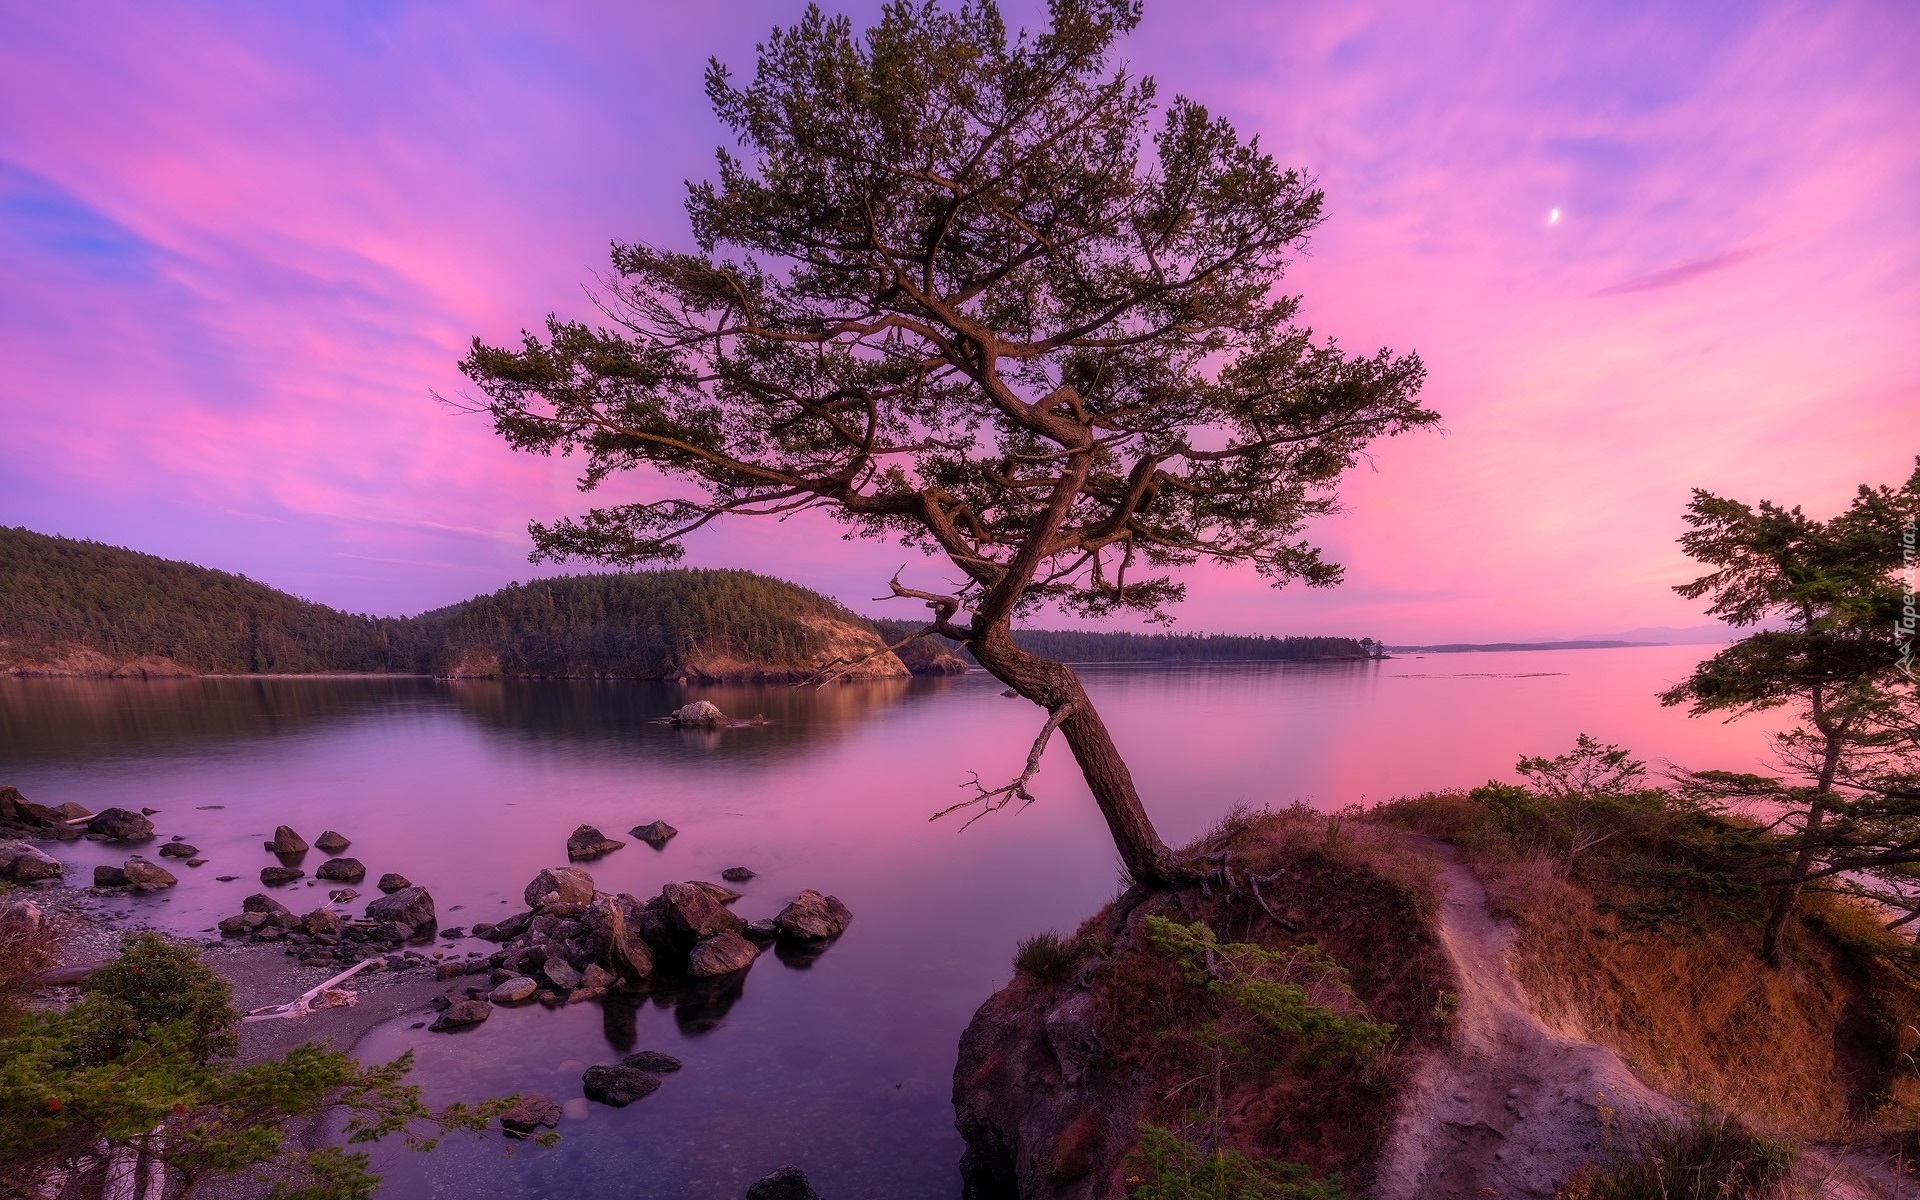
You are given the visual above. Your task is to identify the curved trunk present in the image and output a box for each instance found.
[968,625,1176,886]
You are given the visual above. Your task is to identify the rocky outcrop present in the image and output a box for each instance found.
[0,787,82,841]
[952,816,1454,1200]
[0,841,62,883]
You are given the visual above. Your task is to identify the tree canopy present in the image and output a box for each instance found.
[1663,460,1920,961]
[459,0,1435,882]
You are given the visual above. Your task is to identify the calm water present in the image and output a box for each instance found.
[0,647,1778,1198]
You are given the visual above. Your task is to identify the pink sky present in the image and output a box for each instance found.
[2,1,1914,642]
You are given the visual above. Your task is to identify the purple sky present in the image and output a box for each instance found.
[2,1,1915,641]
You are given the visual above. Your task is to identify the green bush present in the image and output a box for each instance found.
[0,933,522,1200]
[1127,1124,1345,1200]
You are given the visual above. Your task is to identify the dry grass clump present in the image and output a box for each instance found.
[1553,1113,1799,1200]
[1013,929,1078,986]
[1375,786,1920,1139]
[0,900,60,1030]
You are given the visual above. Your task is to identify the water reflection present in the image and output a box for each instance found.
[0,647,1784,1199]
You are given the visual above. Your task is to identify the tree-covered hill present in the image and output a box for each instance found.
[0,527,1372,678]
[870,619,1373,664]
[0,526,417,673]
[0,527,900,680]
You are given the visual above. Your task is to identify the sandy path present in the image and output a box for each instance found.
[1370,846,1681,1200]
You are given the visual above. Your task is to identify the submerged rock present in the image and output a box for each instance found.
[87,808,154,841]
[746,1168,826,1200]
[566,824,624,862]
[774,889,852,941]
[499,1092,562,1138]
[620,1050,683,1073]
[157,842,197,858]
[264,825,308,855]
[581,1064,661,1107]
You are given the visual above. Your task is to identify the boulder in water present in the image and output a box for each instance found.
[157,842,197,858]
[315,857,366,882]
[774,889,853,941]
[720,866,756,882]
[688,932,759,977]
[566,824,624,862]
[428,998,490,1032]
[259,865,304,886]
[490,976,538,1003]
[746,1168,826,1200]
[93,863,129,888]
[586,892,656,979]
[122,857,177,892]
[264,825,308,855]
[631,819,678,847]
[314,830,351,853]
[524,866,594,909]
[670,700,727,727]
[365,886,436,935]
[87,808,154,841]
[499,1092,562,1138]
[661,881,746,944]
[376,872,411,893]
[581,1064,661,1107]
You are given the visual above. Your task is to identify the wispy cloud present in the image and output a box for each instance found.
[1591,246,1770,296]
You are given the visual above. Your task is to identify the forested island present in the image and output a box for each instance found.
[0,528,1372,681]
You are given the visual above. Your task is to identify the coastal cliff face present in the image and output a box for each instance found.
[0,639,198,678]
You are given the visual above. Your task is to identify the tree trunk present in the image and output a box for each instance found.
[967,625,1177,886]
[1760,802,1824,966]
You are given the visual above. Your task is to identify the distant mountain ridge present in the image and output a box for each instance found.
[0,527,929,682]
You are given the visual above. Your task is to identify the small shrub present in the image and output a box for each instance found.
[1553,1114,1797,1200]
[0,904,59,1032]
[1014,930,1076,986]
[1126,1124,1345,1200]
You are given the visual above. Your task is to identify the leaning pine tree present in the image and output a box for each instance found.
[458,0,1435,885]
